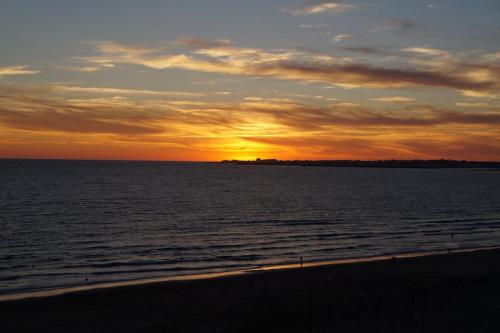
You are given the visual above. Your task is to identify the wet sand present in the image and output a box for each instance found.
[2,248,500,332]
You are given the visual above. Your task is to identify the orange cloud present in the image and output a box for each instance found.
[1,83,499,161]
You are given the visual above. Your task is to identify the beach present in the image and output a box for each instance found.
[2,247,500,332]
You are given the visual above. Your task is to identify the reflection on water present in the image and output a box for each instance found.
[1,160,499,295]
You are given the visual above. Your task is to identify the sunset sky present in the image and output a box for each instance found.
[1,0,499,161]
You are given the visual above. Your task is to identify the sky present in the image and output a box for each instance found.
[0,0,499,161]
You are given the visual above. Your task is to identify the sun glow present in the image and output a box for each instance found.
[0,2,499,161]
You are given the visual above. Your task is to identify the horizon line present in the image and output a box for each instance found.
[1,157,500,163]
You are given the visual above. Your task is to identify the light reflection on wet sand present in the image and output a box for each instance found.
[1,245,497,302]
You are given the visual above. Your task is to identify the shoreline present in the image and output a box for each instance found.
[2,245,498,302]
[221,159,500,169]
[3,246,500,332]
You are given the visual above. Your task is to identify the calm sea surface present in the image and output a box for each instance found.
[1,160,500,295]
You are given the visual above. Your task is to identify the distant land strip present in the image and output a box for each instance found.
[221,159,500,169]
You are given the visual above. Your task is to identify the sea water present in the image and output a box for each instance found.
[1,160,499,295]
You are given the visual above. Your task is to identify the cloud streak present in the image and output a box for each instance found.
[372,18,419,33]
[286,2,358,16]
[402,46,450,57]
[0,66,39,77]
[333,34,352,42]
[371,96,416,103]
[242,101,500,130]
[54,85,204,97]
[2,83,499,133]
[78,39,500,95]
[1,83,499,160]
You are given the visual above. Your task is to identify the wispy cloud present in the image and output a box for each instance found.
[77,39,500,95]
[372,18,420,33]
[333,34,352,42]
[482,51,500,62]
[0,66,40,78]
[61,66,102,72]
[341,46,381,54]
[57,64,115,72]
[242,102,500,130]
[0,96,164,136]
[54,85,204,97]
[456,102,491,108]
[244,135,500,161]
[3,83,499,133]
[402,46,450,57]
[176,37,233,49]
[371,97,416,103]
[285,1,358,16]
[299,24,328,30]
[2,83,499,160]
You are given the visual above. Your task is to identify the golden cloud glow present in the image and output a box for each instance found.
[371,97,416,103]
[0,66,39,77]
[1,83,499,161]
[1,1,499,165]
[402,47,450,57]
[54,85,204,97]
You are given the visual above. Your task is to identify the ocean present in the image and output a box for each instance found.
[1,160,499,296]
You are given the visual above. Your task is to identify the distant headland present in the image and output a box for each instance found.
[221,159,500,169]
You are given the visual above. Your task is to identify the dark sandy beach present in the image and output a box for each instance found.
[2,248,500,332]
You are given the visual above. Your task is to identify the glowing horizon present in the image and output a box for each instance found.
[1,1,499,161]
